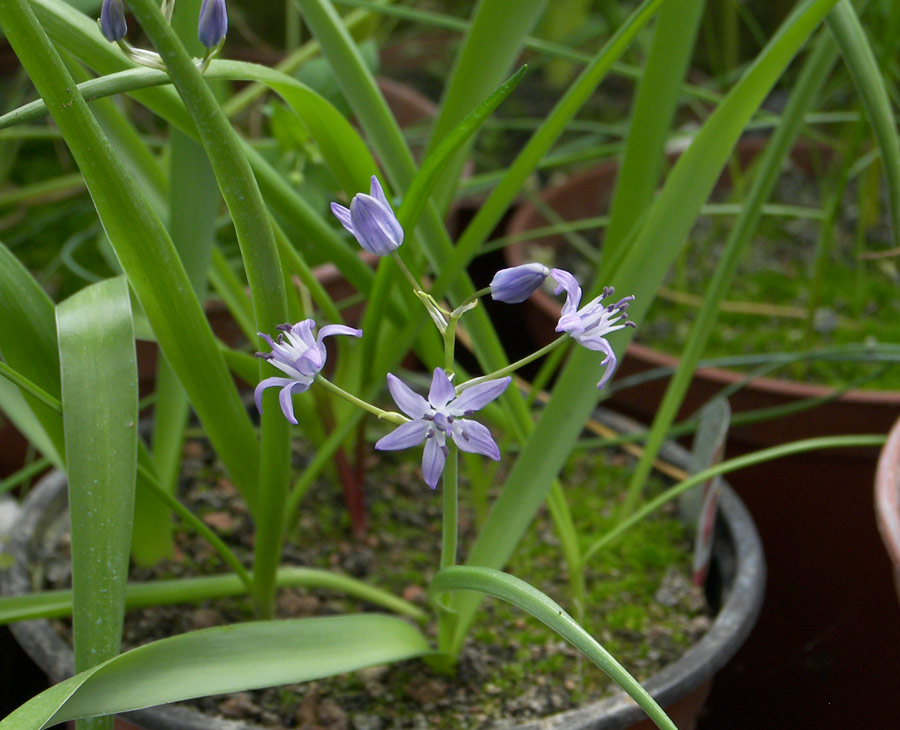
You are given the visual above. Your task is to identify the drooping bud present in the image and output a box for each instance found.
[100,0,127,42]
[331,176,404,256]
[198,0,228,49]
[489,263,551,303]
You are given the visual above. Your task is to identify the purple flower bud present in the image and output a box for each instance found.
[100,0,127,42]
[489,263,550,303]
[331,176,404,256]
[198,0,228,49]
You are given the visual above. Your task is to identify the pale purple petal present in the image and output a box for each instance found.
[449,376,511,415]
[450,419,500,460]
[317,324,363,342]
[549,268,582,316]
[589,338,618,389]
[331,202,354,232]
[368,175,390,208]
[428,368,456,409]
[375,419,430,451]
[422,436,446,489]
[489,264,550,303]
[386,373,429,419]
[349,194,403,255]
[288,320,317,349]
[254,376,295,414]
[278,381,308,424]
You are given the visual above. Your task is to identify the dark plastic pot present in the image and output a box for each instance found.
[1,410,764,730]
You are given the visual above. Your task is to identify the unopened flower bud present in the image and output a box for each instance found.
[198,0,228,49]
[331,176,404,256]
[100,0,127,42]
[489,263,550,303]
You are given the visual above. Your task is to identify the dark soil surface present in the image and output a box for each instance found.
[46,433,710,729]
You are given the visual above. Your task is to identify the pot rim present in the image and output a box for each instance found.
[875,415,900,569]
[1,409,765,730]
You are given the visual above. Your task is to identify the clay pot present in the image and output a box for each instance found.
[502,139,900,448]
[875,415,900,601]
[1,409,764,730]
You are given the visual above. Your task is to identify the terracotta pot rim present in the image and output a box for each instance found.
[875,416,900,568]
[503,151,900,408]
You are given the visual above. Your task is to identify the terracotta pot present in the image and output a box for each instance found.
[875,415,900,601]
[502,139,900,449]
[1,409,764,730]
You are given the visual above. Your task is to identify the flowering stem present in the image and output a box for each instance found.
[456,335,568,394]
[437,443,459,657]
[315,375,407,424]
[390,250,422,291]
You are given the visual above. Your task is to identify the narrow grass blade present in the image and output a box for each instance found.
[422,0,547,213]
[826,0,900,249]
[0,566,428,624]
[618,28,841,514]
[397,65,527,233]
[430,566,676,730]
[0,242,65,461]
[603,0,706,263]
[0,615,431,729]
[449,0,841,653]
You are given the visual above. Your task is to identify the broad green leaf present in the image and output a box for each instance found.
[430,567,676,730]
[0,615,431,729]
[57,279,137,699]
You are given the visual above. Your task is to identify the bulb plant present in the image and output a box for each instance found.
[0,0,893,729]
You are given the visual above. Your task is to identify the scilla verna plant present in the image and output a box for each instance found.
[0,0,891,728]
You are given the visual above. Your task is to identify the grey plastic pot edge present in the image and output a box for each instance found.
[0,409,765,730]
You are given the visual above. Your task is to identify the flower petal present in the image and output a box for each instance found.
[428,368,456,409]
[375,419,430,451]
[254,377,295,414]
[369,175,390,208]
[330,202,354,233]
[318,324,363,342]
[489,264,550,304]
[349,194,404,255]
[386,373,429,419]
[451,419,500,460]
[549,268,582,316]
[449,376,511,415]
[422,435,447,489]
[278,380,309,424]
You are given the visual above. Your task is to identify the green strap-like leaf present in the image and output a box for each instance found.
[0,242,64,461]
[0,0,261,501]
[826,0,900,250]
[430,566,676,730]
[57,277,137,684]
[0,614,432,729]
[449,0,841,654]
